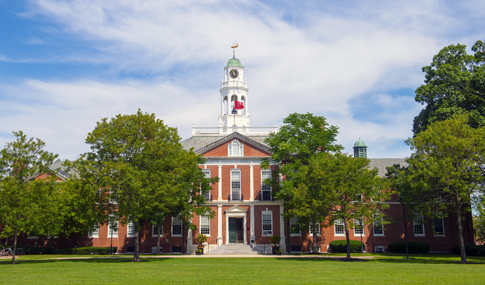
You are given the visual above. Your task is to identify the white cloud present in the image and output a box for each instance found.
[1,0,484,159]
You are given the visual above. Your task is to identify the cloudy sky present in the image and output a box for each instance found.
[1,0,484,159]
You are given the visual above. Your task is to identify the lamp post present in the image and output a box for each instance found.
[110,222,113,255]
[398,196,409,260]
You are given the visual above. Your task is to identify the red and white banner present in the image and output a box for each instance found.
[234,101,244,109]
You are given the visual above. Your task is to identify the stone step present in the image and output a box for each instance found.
[207,244,269,255]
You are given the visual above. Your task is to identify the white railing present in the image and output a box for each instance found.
[192,126,278,136]
[220,81,248,89]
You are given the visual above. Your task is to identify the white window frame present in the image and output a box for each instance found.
[230,169,241,200]
[201,169,211,200]
[373,216,384,236]
[107,219,119,238]
[433,213,445,236]
[152,225,163,237]
[261,170,272,201]
[127,222,135,238]
[88,224,99,238]
[290,217,301,236]
[413,213,425,237]
[228,140,244,156]
[353,219,364,236]
[27,232,38,239]
[309,222,321,236]
[200,215,211,236]
[262,211,273,236]
[109,189,118,204]
[172,216,182,237]
[334,219,345,236]
[353,193,363,202]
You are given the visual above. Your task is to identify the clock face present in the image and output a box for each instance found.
[230,69,239,79]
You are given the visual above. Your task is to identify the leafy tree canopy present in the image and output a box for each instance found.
[413,40,485,134]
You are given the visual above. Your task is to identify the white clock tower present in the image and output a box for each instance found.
[218,46,250,130]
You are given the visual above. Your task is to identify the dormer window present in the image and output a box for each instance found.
[228,140,244,156]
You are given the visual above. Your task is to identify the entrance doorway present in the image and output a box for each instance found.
[229,217,244,243]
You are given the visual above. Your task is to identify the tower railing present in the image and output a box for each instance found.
[192,126,278,136]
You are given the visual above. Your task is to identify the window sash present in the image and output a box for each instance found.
[433,214,445,236]
[261,170,272,200]
[172,217,182,236]
[335,219,345,235]
[200,215,210,235]
[373,217,384,236]
[231,170,241,200]
[108,220,118,238]
[89,224,99,238]
[152,225,163,237]
[413,214,425,236]
[354,219,364,235]
[290,217,301,236]
[201,170,211,200]
[127,222,135,237]
[310,223,321,236]
[262,212,272,235]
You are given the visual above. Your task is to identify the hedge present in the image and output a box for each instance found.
[388,242,430,254]
[9,247,116,255]
[329,240,364,253]
[453,245,485,256]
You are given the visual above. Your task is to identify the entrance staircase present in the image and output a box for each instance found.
[206,244,267,255]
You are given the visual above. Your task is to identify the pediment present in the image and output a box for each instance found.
[195,132,270,155]
[225,205,247,214]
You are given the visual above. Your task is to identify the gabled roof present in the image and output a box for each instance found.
[368,158,408,177]
[181,132,270,155]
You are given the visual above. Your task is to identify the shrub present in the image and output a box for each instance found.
[452,245,485,256]
[269,235,281,245]
[329,240,364,253]
[74,247,116,255]
[22,247,74,255]
[388,242,430,254]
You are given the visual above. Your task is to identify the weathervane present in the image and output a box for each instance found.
[231,41,238,58]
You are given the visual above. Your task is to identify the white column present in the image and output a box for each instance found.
[217,205,223,246]
[279,205,286,253]
[218,164,222,201]
[250,204,255,244]
[187,218,194,255]
[249,163,254,201]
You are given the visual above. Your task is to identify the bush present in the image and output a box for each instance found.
[453,245,485,256]
[388,242,430,254]
[329,240,364,253]
[74,247,116,255]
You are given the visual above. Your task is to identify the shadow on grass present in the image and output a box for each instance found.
[0,257,174,266]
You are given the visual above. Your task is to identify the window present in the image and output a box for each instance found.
[373,216,384,236]
[413,213,425,236]
[261,170,272,201]
[310,223,321,236]
[334,219,345,236]
[231,170,241,201]
[152,225,163,237]
[433,213,445,236]
[88,224,99,238]
[200,215,210,235]
[27,232,38,239]
[108,220,118,238]
[127,222,135,238]
[172,217,182,236]
[109,189,118,204]
[228,140,244,156]
[290,217,301,236]
[262,211,273,236]
[201,170,211,201]
[354,219,364,235]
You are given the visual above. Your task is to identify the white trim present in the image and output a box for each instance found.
[290,217,301,236]
[373,216,384,236]
[152,225,163,237]
[261,170,272,201]
[230,169,241,200]
[334,219,345,236]
[172,216,183,237]
[413,213,425,237]
[353,219,365,236]
[224,206,247,244]
[228,139,244,157]
[127,222,135,238]
[309,223,321,236]
[261,210,273,236]
[200,215,211,236]
[88,224,99,238]
[433,213,445,237]
[107,220,118,238]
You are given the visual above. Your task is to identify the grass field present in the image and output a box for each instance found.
[1,254,485,284]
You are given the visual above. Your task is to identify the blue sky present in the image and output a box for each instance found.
[1,0,484,159]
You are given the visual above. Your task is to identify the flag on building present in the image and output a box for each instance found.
[234,101,244,109]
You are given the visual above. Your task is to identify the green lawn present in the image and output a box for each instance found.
[1,254,485,284]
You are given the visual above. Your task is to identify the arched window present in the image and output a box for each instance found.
[223,96,228,115]
[241,96,246,115]
[227,139,244,156]
[230,95,237,114]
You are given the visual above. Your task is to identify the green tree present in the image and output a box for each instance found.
[263,112,342,253]
[0,131,59,264]
[413,40,485,135]
[308,153,389,259]
[74,110,216,261]
[402,115,485,263]
[473,196,485,244]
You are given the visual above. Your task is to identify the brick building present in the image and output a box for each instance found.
[11,52,474,254]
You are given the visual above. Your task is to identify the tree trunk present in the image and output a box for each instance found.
[11,227,17,265]
[455,197,467,263]
[312,220,318,254]
[134,223,140,262]
[157,225,161,255]
[345,220,351,260]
